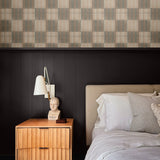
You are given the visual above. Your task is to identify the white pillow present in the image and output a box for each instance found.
[95,93,127,128]
[128,92,160,133]
[104,94,132,131]
[95,92,157,129]
[95,94,107,128]
[151,103,160,127]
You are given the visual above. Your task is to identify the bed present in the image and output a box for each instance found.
[85,85,160,160]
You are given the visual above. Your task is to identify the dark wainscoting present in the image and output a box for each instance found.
[0,48,160,160]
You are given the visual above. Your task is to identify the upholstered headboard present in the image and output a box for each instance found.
[85,84,160,146]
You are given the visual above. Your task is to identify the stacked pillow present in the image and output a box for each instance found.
[151,103,160,128]
[95,91,160,134]
[96,93,132,131]
[128,92,160,133]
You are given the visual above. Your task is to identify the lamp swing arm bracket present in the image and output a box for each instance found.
[44,66,51,100]
[44,66,50,85]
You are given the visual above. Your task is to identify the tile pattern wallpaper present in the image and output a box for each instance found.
[0,0,160,48]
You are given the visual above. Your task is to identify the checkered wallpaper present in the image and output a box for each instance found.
[0,0,160,48]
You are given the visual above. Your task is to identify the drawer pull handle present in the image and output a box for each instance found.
[39,147,49,149]
[39,127,48,129]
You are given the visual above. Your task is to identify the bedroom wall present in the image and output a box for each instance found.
[0,0,160,48]
[0,49,160,160]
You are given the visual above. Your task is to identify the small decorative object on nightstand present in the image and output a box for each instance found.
[15,118,73,160]
[48,97,61,120]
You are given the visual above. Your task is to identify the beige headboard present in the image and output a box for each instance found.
[85,84,160,146]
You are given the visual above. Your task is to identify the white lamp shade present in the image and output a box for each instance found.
[33,75,47,95]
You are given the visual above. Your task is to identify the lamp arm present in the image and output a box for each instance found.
[48,92,51,101]
[44,66,50,85]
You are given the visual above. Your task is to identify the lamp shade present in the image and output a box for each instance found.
[33,75,47,95]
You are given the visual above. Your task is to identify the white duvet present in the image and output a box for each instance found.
[85,130,160,160]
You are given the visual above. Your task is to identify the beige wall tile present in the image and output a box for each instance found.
[35,20,46,31]
[0,9,12,20]
[58,0,69,8]
[23,32,35,43]
[58,43,69,47]
[104,20,115,31]
[46,9,58,20]
[127,20,138,31]
[81,43,92,47]
[116,32,127,43]
[93,9,104,20]
[81,20,92,31]
[127,43,139,47]
[35,0,46,8]
[151,20,160,31]
[70,32,81,43]
[1,32,12,43]
[127,0,138,8]
[11,43,23,47]
[93,32,104,43]
[12,20,23,31]
[104,43,115,47]
[70,9,81,20]
[81,0,92,8]
[12,0,23,8]
[34,43,46,47]
[46,32,58,43]
[150,0,160,8]
[23,9,35,20]
[104,0,115,8]
[139,32,151,43]
[116,9,127,20]
[58,20,69,31]
[139,9,151,20]
[151,43,160,47]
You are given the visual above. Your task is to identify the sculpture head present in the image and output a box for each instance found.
[50,97,59,111]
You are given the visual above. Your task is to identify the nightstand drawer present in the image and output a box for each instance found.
[17,148,70,160]
[16,128,70,149]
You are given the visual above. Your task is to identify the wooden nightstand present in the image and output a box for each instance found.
[15,118,73,160]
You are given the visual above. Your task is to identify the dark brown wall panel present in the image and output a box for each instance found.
[0,49,160,160]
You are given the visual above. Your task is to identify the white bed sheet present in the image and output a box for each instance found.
[85,130,160,160]
[92,127,105,140]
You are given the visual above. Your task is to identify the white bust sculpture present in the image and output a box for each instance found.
[48,97,60,120]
